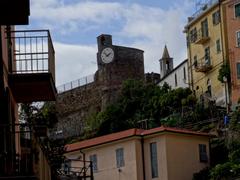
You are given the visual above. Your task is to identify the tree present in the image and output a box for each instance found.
[85,80,196,136]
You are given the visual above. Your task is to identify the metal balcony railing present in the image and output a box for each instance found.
[194,56,212,73]
[189,0,218,22]
[193,28,210,44]
[57,74,94,93]
[10,30,55,81]
[58,159,93,179]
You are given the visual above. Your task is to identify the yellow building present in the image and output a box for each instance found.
[184,0,228,106]
[65,127,211,180]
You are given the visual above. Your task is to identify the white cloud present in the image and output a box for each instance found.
[28,0,195,85]
[54,42,97,86]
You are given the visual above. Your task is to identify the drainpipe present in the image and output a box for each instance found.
[186,27,195,94]
[141,136,146,180]
[0,26,3,93]
[219,0,230,109]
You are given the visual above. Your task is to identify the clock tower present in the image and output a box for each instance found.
[95,34,145,109]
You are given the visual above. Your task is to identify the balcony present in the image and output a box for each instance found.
[194,56,212,73]
[8,30,56,103]
[194,29,210,44]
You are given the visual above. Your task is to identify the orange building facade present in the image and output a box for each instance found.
[222,0,240,107]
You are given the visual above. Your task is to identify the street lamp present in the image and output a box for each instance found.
[223,76,228,113]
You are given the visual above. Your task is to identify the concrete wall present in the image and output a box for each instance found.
[165,134,209,180]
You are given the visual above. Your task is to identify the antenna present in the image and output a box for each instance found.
[195,0,208,11]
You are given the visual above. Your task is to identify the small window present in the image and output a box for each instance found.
[89,154,98,172]
[237,31,240,47]
[193,55,198,68]
[212,10,220,25]
[183,67,186,80]
[201,18,209,37]
[199,144,208,162]
[237,63,240,79]
[190,27,197,43]
[175,74,178,87]
[216,39,221,53]
[150,142,158,178]
[116,148,124,168]
[235,3,240,18]
[205,47,210,65]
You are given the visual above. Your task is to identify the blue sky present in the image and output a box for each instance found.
[18,0,196,86]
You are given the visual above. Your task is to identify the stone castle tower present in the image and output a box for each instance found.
[95,34,144,108]
[159,45,173,79]
[54,34,145,138]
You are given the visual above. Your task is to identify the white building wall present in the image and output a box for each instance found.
[158,61,189,89]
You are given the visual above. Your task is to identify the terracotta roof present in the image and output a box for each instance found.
[66,126,211,152]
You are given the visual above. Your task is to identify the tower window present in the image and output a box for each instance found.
[175,74,178,87]
[183,67,186,80]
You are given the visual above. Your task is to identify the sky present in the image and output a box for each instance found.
[17,0,197,86]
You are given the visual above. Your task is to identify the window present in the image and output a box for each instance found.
[89,154,98,172]
[212,10,220,25]
[199,144,208,162]
[201,19,209,38]
[216,39,221,53]
[190,27,197,43]
[116,148,124,168]
[237,63,240,79]
[237,31,240,47]
[235,3,240,18]
[175,74,178,87]
[183,67,186,80]
[193,55,198,68]
[205,47,210,65]
[207,79,212,97]
[150,142,158,178]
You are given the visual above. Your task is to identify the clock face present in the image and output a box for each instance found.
[101,47,114,64]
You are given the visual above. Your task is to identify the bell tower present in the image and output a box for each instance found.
[159,45,173,79]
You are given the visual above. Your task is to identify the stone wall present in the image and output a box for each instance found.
[53,38,145,139]
[53,82,102,139]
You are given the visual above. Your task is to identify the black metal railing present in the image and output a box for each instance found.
[58,159,94,179]
[194,56,212,72]
[57,74,94,93]
[0,123,47,177]
[9,30,55,81]
[189,0,218,21]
